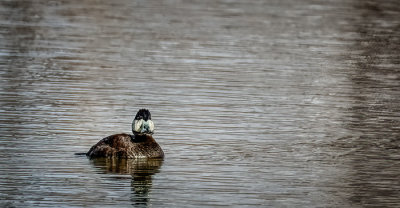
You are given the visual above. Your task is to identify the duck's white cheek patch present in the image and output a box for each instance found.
[148,120,155,132]
[134,119,143,132]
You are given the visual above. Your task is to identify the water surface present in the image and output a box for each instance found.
[0,0,399,207]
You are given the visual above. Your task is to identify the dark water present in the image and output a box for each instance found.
[1,0,399,207]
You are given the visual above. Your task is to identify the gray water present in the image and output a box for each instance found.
[0,0,399,207]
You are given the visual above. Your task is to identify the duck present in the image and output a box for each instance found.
[86,109,164,159]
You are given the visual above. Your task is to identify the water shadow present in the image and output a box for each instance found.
[338,0,400,207]
[90,158,163,207]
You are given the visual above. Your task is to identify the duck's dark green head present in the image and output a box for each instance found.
[132,109,154,135]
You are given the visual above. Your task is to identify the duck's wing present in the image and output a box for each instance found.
[86,134,132,158]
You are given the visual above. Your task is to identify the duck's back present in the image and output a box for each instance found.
[86,133,164,159]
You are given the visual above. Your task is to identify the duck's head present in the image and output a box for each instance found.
[132,109,154,136]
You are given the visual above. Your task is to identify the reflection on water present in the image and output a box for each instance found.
[90,158,163,207]
[0,0,399,207]
[336,1,400,206]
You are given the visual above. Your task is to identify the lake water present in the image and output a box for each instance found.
[0,0,399,207]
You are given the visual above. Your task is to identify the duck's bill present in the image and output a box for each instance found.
[133,119,154,134]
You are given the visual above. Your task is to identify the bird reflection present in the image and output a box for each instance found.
[90,157,163,207]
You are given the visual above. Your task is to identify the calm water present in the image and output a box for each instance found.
[1,0,399,207]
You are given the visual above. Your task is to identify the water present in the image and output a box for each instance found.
[0,0,399,207]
